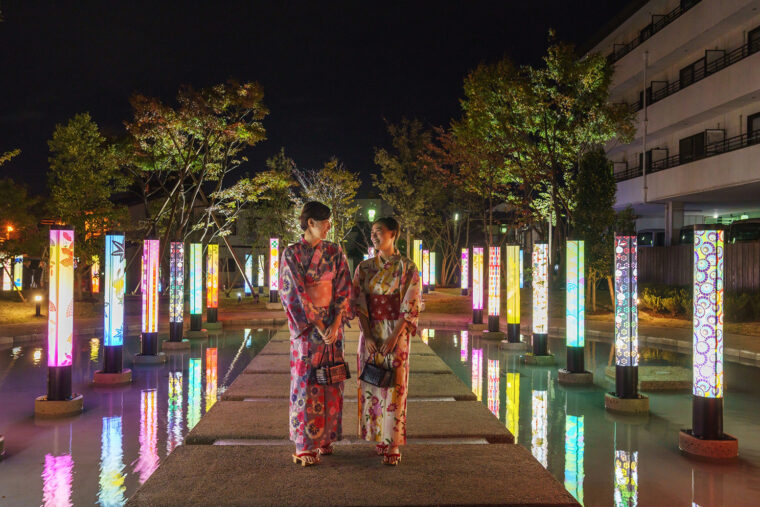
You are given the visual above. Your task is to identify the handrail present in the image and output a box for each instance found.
[629,37,760,112]
[607,0,702,64]
[614,131,760,182]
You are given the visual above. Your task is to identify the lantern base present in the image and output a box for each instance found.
[186,330,209,339]
[265,302,282,311]
[269,290,279,304]
[162,340,191,351]
[429,284,436,292]
[140,332,159,356]
[207,307,218,324]
[134,352,167,365]
[531,333,548,356]
[258,286,264,294]
[169,321,184,341]
[471,309,483,325]
[34,394,84,418]
[461,288,469,296]
[500,340,529,351]
[482,331,506,341]
[190,314,203,331]
[468,323,487,331]
[678,430,738,459]
[205,321,223,330]
[693,396,724,441]
[47,365,72,401]
[487,315,500,332]
[604,392,649,415]
[93,369,132,386]
[558,369,593,385]
[102,345,123,374]
[506,323,521,343]
[566,346,585,373]
[615,365,639,399]
[521,353,556,366]
[423,286,429,294]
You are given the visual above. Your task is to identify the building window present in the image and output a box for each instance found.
[749,26,760,55]
[679,58,705,88]
[748,112,760,143]
[679,132,705,164]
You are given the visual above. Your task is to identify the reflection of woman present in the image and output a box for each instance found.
[279,201,352,466]
[353,217,421,465]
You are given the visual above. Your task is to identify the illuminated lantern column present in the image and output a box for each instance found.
[257,254,265,294]
[679,225,738,458]
[168,242,185,342]
[429,251,437,291]
[460,248,469,296]
[422,249,430,294]
[94,232,132,385]
[471,246,484,325]
[560,241,592,383]
[206,244,219,324]
[413,239,422,281]
[136,239,165,363]
[189,243,203,331]
[531,244,550,356]
[244,253,253,296]
[13,255,22,290]
[2,257,10,290]
[35,227,83,417]
[605,234,647,413]
[269,238,280,303]
[519,249,524,289]
[505,245,521,342]
[91,256,100,294]
[487,246,501,332]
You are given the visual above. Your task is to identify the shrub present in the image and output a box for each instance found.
[640,284,760,322]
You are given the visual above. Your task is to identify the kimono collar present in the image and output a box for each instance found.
[378,250,400,265]
[300,235,322,250]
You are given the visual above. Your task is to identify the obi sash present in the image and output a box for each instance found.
[368,293,401,321]
[306,279,333,308]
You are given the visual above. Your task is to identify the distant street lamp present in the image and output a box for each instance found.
[367,208,376,222]
[454,212,460,222]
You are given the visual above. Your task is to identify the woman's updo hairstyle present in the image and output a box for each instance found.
[372,216,400,242]
[300,201,331,231]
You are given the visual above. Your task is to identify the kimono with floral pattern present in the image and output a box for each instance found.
[353,253,421,447]
[280,238,352,451]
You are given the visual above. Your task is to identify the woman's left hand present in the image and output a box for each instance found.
[379,334,399,356]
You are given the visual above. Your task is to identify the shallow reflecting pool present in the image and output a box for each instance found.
[0,327,273,505]
[423,329,760,507]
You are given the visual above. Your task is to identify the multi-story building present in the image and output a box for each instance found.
[587,0,760,245]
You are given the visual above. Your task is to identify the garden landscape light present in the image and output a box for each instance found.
[35,293,42,316]
[531,243,549,356]
[35,227,83,417]
[472,246,484,324]
[189,243,203,331]
[244,253,253,295]
[506,245,521,342]
[206,244,219,324]
[487,246,501,332]
[169,241,184,341]
[422,249,430,293]
[461,248,469,296]
[679,225,738,458]
[269,238,279,303]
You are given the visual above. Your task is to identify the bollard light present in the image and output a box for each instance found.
[189,243,203,331]
[461,248,469,296]
[614,234,638,398]
[46,228,75,400]
[422,250,430,293]
[91,256,100,294]
[269,238,279,303]
[566,240,585,372]
[506,245,521,342]
[472,246,484,324]
[532,244,549,356]
[244,253,253,296]
[488,246,501,332]
[140,239,160,357]
[206,244,219,323]
[103,233,126,372]
[169,241,184,341]
[35,294,43,316]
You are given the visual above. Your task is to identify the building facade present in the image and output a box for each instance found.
[588,0,760,245]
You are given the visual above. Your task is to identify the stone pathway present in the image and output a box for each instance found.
[126,326,578,506]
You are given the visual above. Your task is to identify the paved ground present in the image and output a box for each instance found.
[127,324,576,506]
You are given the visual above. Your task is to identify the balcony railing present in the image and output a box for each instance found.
[630,37,760,111]
[607,0,702,64]
[614,131,760,182]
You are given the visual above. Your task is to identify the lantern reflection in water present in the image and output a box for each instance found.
[506,372,520,441]
[487,359,499,416]
[564,415,585,505]
[42,453,74,507]
[531,390,548,468]
[460,330,468,363]
[98,416,126,506]
[421,329,429,345]
[91,255,100,293]
[244,253,253,295]
[135,389,159,484]
[471,348,483,401]
[188,358,202,431]
[614,450,638,507]
[167,371,183,454]
[206,347,218,412]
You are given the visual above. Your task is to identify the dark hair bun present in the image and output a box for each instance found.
[300,201,331,231]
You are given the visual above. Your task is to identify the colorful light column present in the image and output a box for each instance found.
[488,246,501,332]
[257,254,265,294]
[422,249,430,294]
[532,244,549,356]
[139,239,160,358]
[45,227,75,402]
[519,249,524,289]
[91,255,100,293]
[679,225,737,457]
[102,233,126,375]
[461,248,469,296]
[614,234,638,399]
[1,257,10,290]
[565,240,586,372]
[429,251,437,291]
[506,245,521,342]
[472,246,484,324]
[244,253,253,295]
[13,254,22,290]
[269,238,279,303]
[169,242,184,341]
[189,243,203,331]
[413,239,422,281]
[206,243,219,323]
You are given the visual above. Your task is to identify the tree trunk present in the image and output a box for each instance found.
[406,228,411,258]
[606,275,615,312]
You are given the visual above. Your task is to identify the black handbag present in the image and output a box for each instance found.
[314,343,351,385]
[359,354,394,388]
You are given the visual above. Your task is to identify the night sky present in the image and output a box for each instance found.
[0,1,626,197]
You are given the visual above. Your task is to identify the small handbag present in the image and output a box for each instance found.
[359,351,395,388]
[314,343,351,385]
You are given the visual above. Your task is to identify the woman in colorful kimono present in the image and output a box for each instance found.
[280,201,353,466]
[353,217,421,465]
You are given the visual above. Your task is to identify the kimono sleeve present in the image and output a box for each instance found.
[351,262,369,319]
[399,258,421,334]
[332,248,354,321]
[279,246,320,333]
